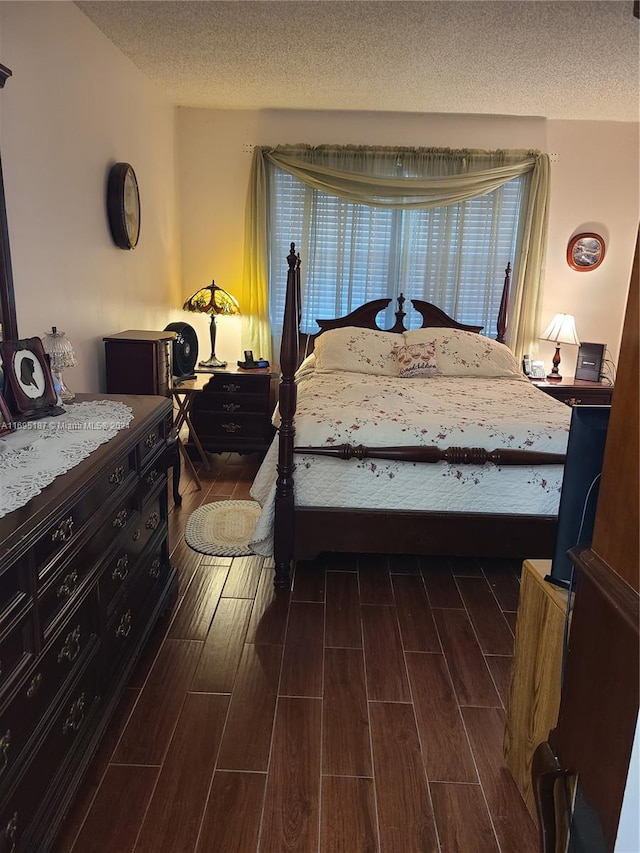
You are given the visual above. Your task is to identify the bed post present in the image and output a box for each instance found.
[273,243,300,590]
[496,261,511,344]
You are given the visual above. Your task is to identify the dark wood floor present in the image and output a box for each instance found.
[53,452,539,853]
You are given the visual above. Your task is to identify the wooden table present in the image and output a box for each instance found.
[171,374,215,493]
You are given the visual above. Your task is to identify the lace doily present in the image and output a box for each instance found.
[0,400,134,519]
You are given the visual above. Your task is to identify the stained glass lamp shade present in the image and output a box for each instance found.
[182,281,240,368]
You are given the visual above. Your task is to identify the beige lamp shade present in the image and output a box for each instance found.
[540,313,580,346]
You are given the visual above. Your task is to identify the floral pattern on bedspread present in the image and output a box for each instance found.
[249,373,571,556]
[291,372,571,455]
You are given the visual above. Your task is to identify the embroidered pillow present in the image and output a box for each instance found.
[313,327,400,376]
[393,342,439,378]
[403,328,522,377]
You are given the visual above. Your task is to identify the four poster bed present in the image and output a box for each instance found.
[250,244,571,590]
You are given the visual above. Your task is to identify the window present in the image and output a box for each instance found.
[268,167,524,338]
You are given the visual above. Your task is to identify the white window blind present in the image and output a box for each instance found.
[268,166,524,338]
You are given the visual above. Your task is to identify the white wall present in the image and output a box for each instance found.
[178,109,638,372]
[1,3,637,388]
[0,1,181,392]
[543,121,639,374]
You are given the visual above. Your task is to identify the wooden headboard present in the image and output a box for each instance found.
[294,248,512,362]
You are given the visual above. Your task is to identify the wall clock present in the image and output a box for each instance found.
[107,162,141,249]
[567,232,605,271]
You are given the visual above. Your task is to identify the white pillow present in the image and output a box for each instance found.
[313,326,400,376]
[393,342,439,378]
[403,328,521,377]
[295,353,316,382]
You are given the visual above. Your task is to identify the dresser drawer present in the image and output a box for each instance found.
[0,591,98,798]
[103,536,169,683]
[99,494,165,615]
[137,418,167,468]
[0,605,35,700]
[34,465,136,581]
[37,489,139,638]
[0,557,30,617]
[0,655,99,853]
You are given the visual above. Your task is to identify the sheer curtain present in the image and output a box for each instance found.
[239,145,550,361]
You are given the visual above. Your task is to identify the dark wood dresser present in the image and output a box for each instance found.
[104,330,175,397]
[187,366,277,456]
[0,394,178,853]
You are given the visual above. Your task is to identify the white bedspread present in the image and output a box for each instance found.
[250,371,571,556]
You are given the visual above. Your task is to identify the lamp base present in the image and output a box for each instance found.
[198,355,227,369]
[52,369,75,403]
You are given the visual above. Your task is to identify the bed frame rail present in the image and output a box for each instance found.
[294,442,565,466]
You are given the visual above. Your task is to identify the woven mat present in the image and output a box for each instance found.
[184,500,261,557]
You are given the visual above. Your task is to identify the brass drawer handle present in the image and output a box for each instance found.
[62,693,85,735]
[4,812,17,853]
[52,516,74,544]
[145,512,160,531]
[132,529,141,541]
[146,468,160,485]
[57,570,79,599]
[564,397,581,407]
[57,626,81,664]
[0,730,11,776]
[112,554,130,581]
[116,609,132,638]
[144,431,158,448]
[222,422,241,434]
[26,673,43,699]
[112,509,128,529]
[148,557,161,579]
[222,402,240,412]
[108,465,125,485]
[222,382,241,393]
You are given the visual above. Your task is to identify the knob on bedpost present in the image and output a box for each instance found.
[287,243,297,270]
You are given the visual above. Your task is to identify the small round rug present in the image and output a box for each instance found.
[184,500,262,557]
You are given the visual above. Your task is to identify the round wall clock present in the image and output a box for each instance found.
[107,162,141,249]
[567,232,605,271]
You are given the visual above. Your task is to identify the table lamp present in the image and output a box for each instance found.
[182,280,240,368]
[540,313,580,381]
[42,326,77,402]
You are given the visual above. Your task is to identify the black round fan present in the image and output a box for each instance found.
[164,322,198,380]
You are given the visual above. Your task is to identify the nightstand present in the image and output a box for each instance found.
[531,378,613,407]
[186,366,277,455]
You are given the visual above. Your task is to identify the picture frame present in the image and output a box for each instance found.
[567,232,606,271]
[0,337,63,420]
[0,394,13,436]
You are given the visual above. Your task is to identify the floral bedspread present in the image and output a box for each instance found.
[249,372,572,556]
[290,371,571,454]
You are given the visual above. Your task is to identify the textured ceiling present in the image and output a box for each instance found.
[75,1,640,121]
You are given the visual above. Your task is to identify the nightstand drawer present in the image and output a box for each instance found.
[532,380,613,407]
[205,373,269,395]
[197,413,270,440]
[195,392,268,414]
